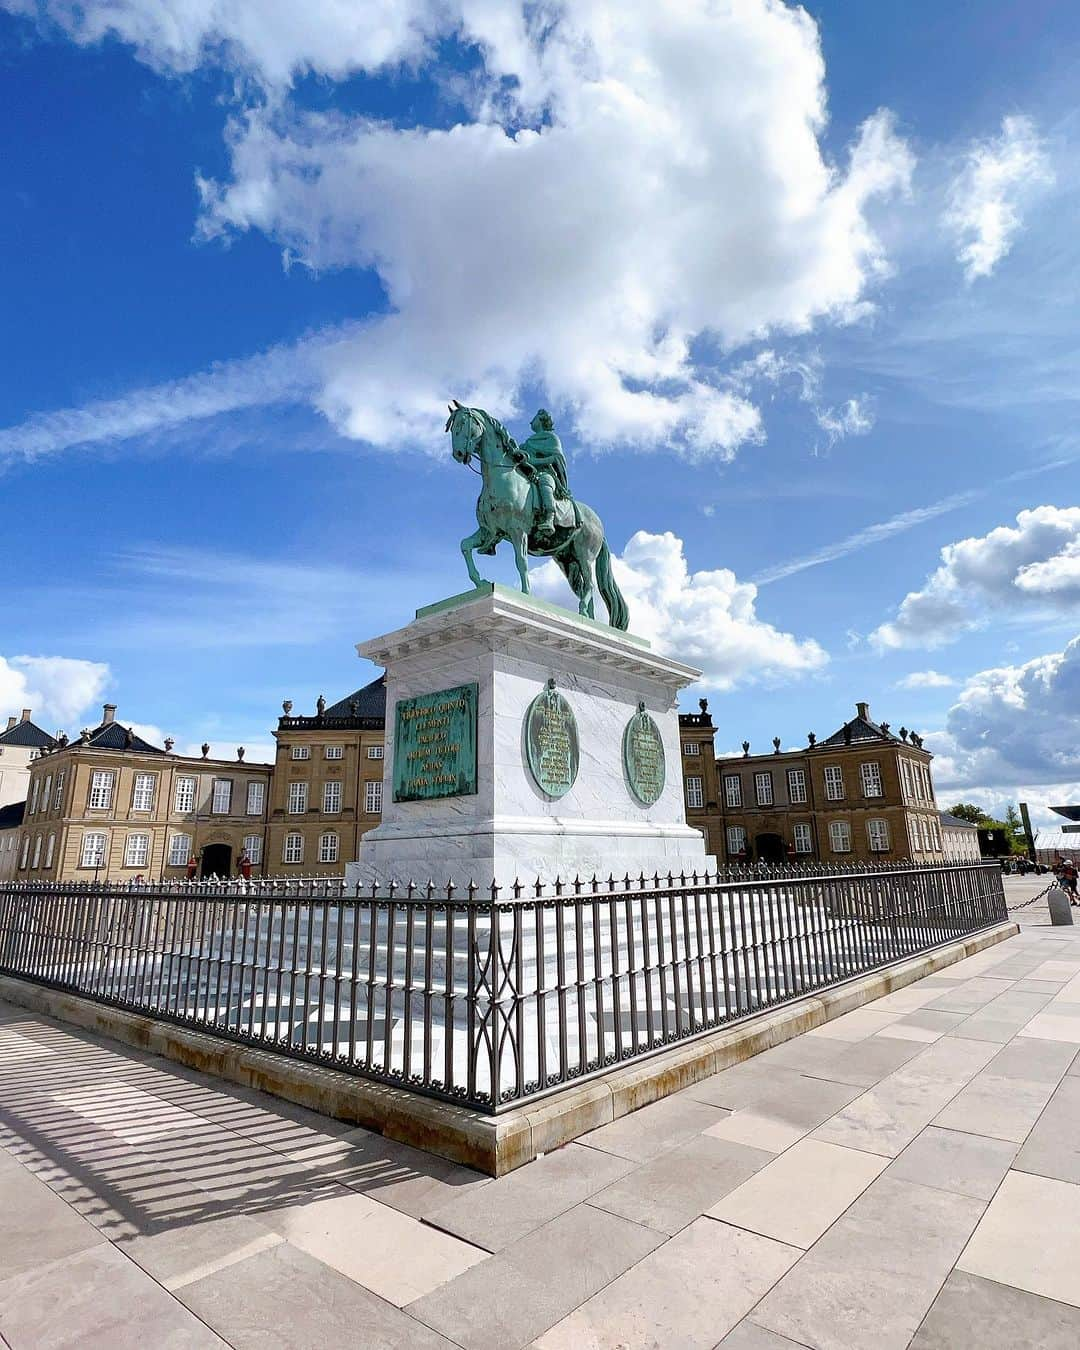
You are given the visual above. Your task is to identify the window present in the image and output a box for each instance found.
[325,745,344,760]
[919,816,932,852]
[211,779,233,815]
[828,821,852,853]
[364,780,383,814]
[44,834,55,869]
[787,769,807,804]
[367,745,384,760]
[900,759,913,803]
[323,780,342,814]
[921,763,934,804]
[174,776,196,813]
[686,776,704,809]
[754,772,773,806]
[53,770,65,810]
[80,832,108,869]
[88,770,114,810]
[724,774,742,808]
[824,765,844,801]
[860,762,883,798]
[19,836,29,869]
[793,822,813,854]
[243,834,263,865]
[168,834,191,867]
[319,832,339,864]
[684,741,701,756]
[726,825,747,857]
[867,819,890,853]
[246,781,265,816]
[132,773,156,812]
[283,832,304,864]
[31,835,42,868]
[124,833,149,868]
[28,779,39,814]
[291,745,310,761]
[288,781,308,814]
[41,775,52,813]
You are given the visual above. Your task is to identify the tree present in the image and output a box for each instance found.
[1003,804,1027,854]
[947,803,989,825]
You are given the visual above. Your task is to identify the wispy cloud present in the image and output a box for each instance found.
[729,349,875,453]
[895,670,956,690]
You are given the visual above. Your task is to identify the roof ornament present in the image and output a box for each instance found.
[880,721,890,735]
[843,724,852,745]
[164,737,174,752]
[237,746,245,762]
[124,727,134,748]
[699,698,708,713]
[316,694,326,717]
[899,726,908,741]
[282,699,293,716]
[742,740,750,757]
[772,736,781,753]
[57,732,68,748]
[807,732,816,747]
[201,742,210,759]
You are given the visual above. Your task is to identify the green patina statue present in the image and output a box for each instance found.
[446,401,629,630]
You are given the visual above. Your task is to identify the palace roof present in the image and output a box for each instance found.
[0,718,56,750]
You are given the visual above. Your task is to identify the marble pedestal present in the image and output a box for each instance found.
[346,583,713,890]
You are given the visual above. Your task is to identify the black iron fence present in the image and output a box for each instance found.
[0,862,1006,1113]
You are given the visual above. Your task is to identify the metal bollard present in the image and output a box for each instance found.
[1049,886,1075,926]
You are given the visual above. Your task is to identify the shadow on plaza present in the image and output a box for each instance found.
[0,1000,477,1243]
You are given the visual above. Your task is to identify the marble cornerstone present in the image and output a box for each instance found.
[346,582,714,889]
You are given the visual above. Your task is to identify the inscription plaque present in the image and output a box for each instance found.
[623,701,666,806]
[392,682,478,802]
[525,678,579,799]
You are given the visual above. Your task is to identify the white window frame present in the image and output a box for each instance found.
[44,833,55,869]
[900,759,913,803]
[28,778,39,814]
[828,820,852,853]
[319,831,339,864]
[124,833,149,868]
[243,834,263,865]
[19,835,29,869]
[288,781,308,815]
[53,770,65,810]
[364,780,383,814]
[291,745,311,761]
[80,831,108,869]
[726,825,747,857]
[754,772,774,807]
[31,834,42,868]
[824,765,844,802]
[860,762,883,799]
[367,745,384,760]
[724,774,742,808]
[787,769,807,804]
[246,780,265,816]
[323,780,342,814]
[867,819,890,853]
[42,774,52,813]
[211,778,233,815]
[168,833,191,867]
[793,822,812,854]
[174,776,197,813]
[685,775,704,809]
[283,832,304,864]
[325,745,344,760]
[88,770,115,810]
[132,772,156,812]
[684,740,701,756]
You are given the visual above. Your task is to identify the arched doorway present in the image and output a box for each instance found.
[755,832,787,865]
[201,843,232,879]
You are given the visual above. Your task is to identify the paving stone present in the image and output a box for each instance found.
[708,1138,889,1248]
[118,1211,285,1291]
[704,1074,865,1154]
[1018,1005,1080,1044]
[933,1073,1058,1144]
[261,1188,487,1306]
[1014,1077,1080,1185]
[578,1093,729,1163]
[958,1170,1080,1307]
[755,1036,845,1075]
[0,1242,225,1349]
[178,1240,457,1349]
[0,1158,106,1280]
[886,1125,1017,1200]
[408,1203,664,1350]
[803,1035,923,1087]
[1013,979,1070,994]
[680,1062,809,1111]
[424,1141,634,1252]
[805,1008,902,1041]
[588,1134,773,1235]
[718,1321,812,1349]
[911,1269,1080,1349]
[752,1175,984,1350]
[533,1218,800,1350]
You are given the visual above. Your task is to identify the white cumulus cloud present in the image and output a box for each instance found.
[532,529,828,689]
[895,670,956,690]
[1,0,913,463]
[872,505,1080,650]
[944,114,1054,283]
[0,656,111,728]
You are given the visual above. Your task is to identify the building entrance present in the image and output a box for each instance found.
[201,843,232,879]
[755,832,787,865]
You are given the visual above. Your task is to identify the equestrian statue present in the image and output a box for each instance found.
[446,401,629,630]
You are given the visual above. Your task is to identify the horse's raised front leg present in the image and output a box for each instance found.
[460,529,487,588]
[512,533,530,594]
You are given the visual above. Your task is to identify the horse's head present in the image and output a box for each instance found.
[446,400,480,466]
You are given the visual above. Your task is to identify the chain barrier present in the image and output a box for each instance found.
[1006,882,1058,913]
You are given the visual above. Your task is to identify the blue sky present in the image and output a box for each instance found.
[2,0,1079,827]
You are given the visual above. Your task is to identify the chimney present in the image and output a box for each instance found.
[5,716,15,732]
[102,704,116,725]
[856,701,870,721]
[20,708,31,723]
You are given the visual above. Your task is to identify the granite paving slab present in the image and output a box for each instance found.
[1013,1076,1080,1185]
[704,1074,865,1153]
[885,1125,1017,1201]
[576,1092,729,1163]
[910,1269,1080,1349]
[0,1158,106,1280]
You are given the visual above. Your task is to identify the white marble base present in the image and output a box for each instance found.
[347,584,713,890]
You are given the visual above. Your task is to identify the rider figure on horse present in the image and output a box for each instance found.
[511,409,568,544]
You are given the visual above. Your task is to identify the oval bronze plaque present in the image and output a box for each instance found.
[525,679,579,799]
[623,702,666,806]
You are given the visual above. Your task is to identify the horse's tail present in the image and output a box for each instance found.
[596,539,629,631]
